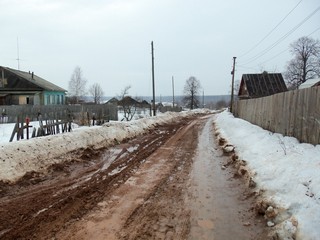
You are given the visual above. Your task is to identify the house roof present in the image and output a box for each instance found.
[238,73,287,98]
[118,96,140,105]
[106,97,119,104]
[299,78,320,89]
[2,66,66,92]
[110,96,151,107]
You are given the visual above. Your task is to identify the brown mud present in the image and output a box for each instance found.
[0,114,269,239]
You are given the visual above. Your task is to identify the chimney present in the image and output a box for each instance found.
[31,72,34,79]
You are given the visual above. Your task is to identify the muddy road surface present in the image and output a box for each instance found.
[0,114,269,239]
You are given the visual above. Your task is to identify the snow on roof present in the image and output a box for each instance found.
[299,78,320,89]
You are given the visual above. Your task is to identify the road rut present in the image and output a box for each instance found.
[0,113,269,239]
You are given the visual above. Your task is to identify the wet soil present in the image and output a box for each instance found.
[0,113,269,239]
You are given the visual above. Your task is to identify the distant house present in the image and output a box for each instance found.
[107,96,151,108]
[117,96,140,106]
[106,97,119,105]
[0,66,66,105]
[299,78,320,89]
[238,73,287,99]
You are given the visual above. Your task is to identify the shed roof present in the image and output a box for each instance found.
[2,66,66,92]
[238,73,287,99]
[299,78,320,89]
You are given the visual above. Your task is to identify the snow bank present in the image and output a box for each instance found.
[0,110,211,183]
[215,111,320,240]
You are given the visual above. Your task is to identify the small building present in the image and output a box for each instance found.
[238,73,287,99]
[106,97,119,105]
[0,66,66,105]
[299,78,320,89]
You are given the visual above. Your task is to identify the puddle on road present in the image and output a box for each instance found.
[197,219,214,229]
[188,115,267,240]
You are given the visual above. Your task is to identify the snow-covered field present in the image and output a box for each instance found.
[0,109,319,239]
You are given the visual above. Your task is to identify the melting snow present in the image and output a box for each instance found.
[0,109,319,239]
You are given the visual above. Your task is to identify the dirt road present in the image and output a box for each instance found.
[0,113,269,239]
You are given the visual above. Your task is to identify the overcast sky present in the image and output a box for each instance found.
[1,0,319,97]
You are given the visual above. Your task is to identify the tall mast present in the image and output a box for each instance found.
[17,37,20,70]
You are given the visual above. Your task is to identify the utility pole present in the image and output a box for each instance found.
[230,57,236,113]
[172,76,175,108]
[202,90,204,108]
[151,41,156,116]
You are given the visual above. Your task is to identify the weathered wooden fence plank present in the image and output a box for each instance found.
[0,104,118,124]
[234,86,320,145]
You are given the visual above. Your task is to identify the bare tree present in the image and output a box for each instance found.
[118,85,138,121]
[89,83,104,104]
[68,66,87,103]
[285,36,320,89]
[183,76,201,109]
[118,85,131,101]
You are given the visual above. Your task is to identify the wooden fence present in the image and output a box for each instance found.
[233,86,320,145]
[9,118,72,142]
[0,103,118,125]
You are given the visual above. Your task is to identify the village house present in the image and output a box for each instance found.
[0,66,66,105]
[238,72,287,99]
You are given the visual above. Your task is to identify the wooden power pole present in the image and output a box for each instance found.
[172,76,175,108]
[230,57,236,113]
[202,90,204,108]
[151,41,156,116]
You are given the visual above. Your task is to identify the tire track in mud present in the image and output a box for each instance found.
[117,118,204,240]
[55,117,205,240]
[0,113,270,239]
[0,117,196,240]
[188,115,269,240]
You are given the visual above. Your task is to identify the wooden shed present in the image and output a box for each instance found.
[238,73,287,99]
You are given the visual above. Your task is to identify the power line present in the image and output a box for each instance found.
[239,26,320,70]
[239,0,303,58]
[237,64,259,71]
[307,26,320,36]
[241,5,320,66]
[259,26,320,65]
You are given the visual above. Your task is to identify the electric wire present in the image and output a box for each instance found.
[307,26,320,36]
[258,26,320,65]
[240,6,320,66]
[247,26,320,67]
[238,0,303,58]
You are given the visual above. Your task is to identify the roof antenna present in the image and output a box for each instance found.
[16,37,20,70]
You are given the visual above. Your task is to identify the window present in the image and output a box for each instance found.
[46,95,50,105]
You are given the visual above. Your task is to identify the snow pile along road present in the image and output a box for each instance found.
[2,109,319,239]
[0,110,209,183]
[215,111,320,240]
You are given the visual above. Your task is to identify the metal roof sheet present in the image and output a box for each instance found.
[2,67,66,92]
